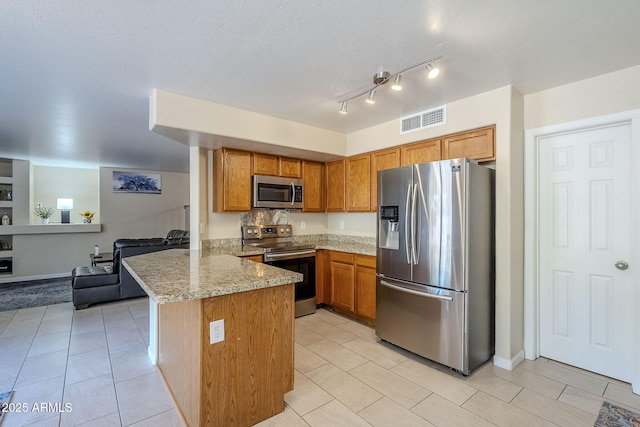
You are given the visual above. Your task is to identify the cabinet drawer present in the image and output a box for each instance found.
[331,251,354,264]
[355,254,376,269]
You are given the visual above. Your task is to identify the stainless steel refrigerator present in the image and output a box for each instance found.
[376,158,495,375]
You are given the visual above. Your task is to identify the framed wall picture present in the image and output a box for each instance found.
[112,171,162,194]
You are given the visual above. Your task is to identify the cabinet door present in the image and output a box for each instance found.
[279,157,302,178]
[253,153,279,176]
[315,249,330,304]
[330,259,355,312]
[442,126,495,161]
[355,255,376,322]
[325,160,345,212]
[370,148,400,212]
[302,161,324,212]
[346,154,371,212]
[400,139,441,165]
[213,148,252,212]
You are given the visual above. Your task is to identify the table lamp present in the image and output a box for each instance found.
[57,198,73,223]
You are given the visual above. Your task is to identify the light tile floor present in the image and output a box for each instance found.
[1,300,639,426]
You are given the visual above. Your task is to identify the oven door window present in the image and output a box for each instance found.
[267,256,315,300]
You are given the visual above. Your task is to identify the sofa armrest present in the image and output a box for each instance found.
[72,266,119,289]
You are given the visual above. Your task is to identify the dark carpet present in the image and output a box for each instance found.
[0,277,72,312]
[594,401,640,427]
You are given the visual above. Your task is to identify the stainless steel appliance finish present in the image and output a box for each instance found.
[252,175,304,209]
[376,158,495,375]
[242,225,316,317]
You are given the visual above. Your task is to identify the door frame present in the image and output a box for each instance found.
[524,109,640,393]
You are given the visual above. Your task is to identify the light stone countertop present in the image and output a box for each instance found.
[314,240,376,256]
[122,249,303,304]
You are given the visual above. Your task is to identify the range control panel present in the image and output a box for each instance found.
[242,225,292,240]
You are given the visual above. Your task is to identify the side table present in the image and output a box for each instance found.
[90,252,113,266]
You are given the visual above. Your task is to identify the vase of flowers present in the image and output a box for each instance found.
[79,211,94,223]
[35,206,55,224]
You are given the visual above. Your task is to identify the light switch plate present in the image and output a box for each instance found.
[210,319,224,344]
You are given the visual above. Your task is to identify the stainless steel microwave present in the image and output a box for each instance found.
[253,175,303,209]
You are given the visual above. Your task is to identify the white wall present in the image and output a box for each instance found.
[31,165,100,224]
[525,64,640,129]
[99,167,189,247]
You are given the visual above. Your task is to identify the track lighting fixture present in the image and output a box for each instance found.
[337,56,442,113]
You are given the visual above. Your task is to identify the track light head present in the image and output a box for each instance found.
[339,101,348,114]
[391,75,402,91]
[366,90,376,104]
[426,63,440,79]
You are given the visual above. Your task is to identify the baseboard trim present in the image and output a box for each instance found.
[493,350,525,371]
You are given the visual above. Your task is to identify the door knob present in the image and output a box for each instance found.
[615,261,629,270]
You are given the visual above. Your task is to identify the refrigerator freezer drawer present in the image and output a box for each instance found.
[376,278,468,373]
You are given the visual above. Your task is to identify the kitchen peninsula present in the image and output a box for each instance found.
[122,249,302,427]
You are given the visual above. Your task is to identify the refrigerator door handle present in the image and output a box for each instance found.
[412,183,419,265]
[405,184,412,264]
[379,280,454,301]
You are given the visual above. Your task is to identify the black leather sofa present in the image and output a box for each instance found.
[72,230,189,309]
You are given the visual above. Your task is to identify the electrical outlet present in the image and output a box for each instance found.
[199,223,205,234]
[339,221,345,230]
[300,221,306,230]
[210,319,224,344]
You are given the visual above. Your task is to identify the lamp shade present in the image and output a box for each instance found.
[57,198,74,210]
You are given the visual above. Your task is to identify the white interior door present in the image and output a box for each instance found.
[538,122,633,381]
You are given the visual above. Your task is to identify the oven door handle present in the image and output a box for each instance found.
[264,250,316,261]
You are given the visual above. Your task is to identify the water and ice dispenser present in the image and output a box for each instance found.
[378,205,399,250]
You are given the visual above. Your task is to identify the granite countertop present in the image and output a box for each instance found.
[123,249,302,304]
[314,240,376,256]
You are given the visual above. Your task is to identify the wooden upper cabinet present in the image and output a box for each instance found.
[325,160,346,212]
[279,157,302,178]
[302,161,324,212]
[346,154,371,212]
[213,148,252,212]
[370,148,400,211]
[400,138,441,166]
[253,153,279,176]
[442,126,495,161]
[253,154,302,178]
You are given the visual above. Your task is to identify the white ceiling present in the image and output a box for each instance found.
[2,0,640,173]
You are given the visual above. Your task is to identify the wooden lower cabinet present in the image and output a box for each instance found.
[315,249,330,304]
[157,284,294,427]
[354,255,376,322]
[330,251,355,311]
[324,250,376,324]
[239,254,263,263]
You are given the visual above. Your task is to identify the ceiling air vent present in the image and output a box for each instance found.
[400,105,447,134]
